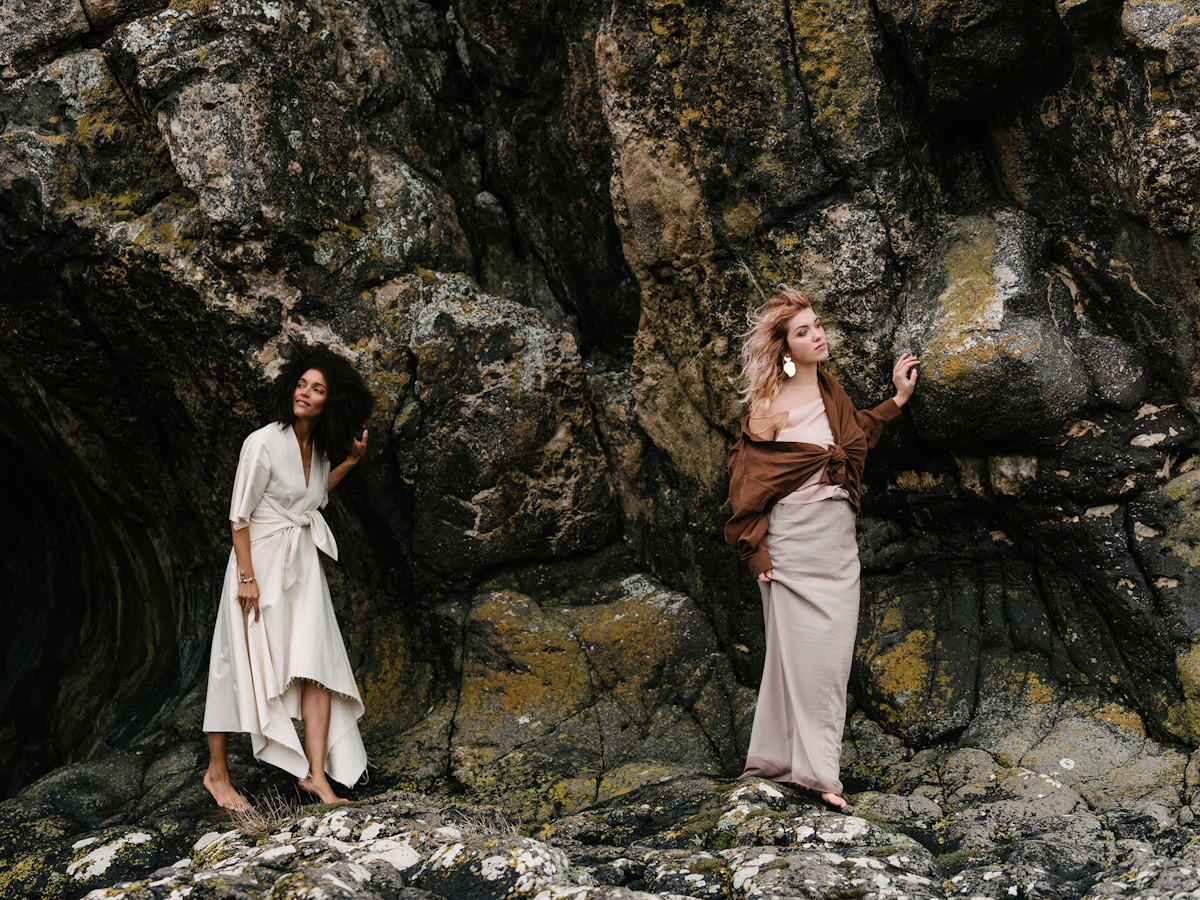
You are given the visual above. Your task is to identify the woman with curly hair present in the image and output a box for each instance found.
[202,344,375,810]
[726,286,918,810]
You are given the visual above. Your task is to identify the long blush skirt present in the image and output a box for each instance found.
[741,499,860,794]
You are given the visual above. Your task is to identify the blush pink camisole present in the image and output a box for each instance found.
[775,397,851,505]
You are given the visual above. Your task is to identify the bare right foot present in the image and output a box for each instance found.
[298,774,348,804]
[203,769,251,814]
[820,791,847,810]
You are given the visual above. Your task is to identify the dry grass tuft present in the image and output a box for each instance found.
[450,807,518,836]
[230,788,304,840]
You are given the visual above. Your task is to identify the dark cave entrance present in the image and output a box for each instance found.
[0,392,179,800]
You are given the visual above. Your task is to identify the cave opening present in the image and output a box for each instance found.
[0,387,179,800]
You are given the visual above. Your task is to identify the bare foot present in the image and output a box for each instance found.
[203,768,251,813]
[298,774,348,804]
[820,791,847,810]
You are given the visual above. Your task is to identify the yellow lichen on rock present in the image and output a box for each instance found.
[1167,641,1200,743]
[864,627,935,711]
[359,615,435,739]
[920,217,1007,385]
[1162,470,1200,569]
[1094,702,1147,737]
[788,0,889,162]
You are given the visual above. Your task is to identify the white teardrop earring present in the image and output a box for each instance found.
[782,354,796,378]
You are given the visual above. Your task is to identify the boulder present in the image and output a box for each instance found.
[385,573,754,820]
[875,0,1071,120]
[404,277,618,579]
[899,211,1092,445]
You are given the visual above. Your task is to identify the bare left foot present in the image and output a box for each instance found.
[298,774,348,804]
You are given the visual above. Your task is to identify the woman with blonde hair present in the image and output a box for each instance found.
[726,285,918,809]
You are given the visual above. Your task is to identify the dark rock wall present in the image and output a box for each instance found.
[1,0,1199,814]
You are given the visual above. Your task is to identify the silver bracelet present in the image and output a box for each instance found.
[240,575,256,584]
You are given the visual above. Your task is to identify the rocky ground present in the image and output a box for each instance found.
[5,699,1200,900]
[10,772,1200,900]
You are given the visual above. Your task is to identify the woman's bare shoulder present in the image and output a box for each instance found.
[747,398,785,440]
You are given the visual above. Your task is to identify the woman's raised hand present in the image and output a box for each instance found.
[348,427,369,463]
[892,353,920,407]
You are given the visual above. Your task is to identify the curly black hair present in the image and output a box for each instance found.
[270,343,375,464]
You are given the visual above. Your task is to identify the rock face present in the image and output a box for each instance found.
[3,0,1200,893]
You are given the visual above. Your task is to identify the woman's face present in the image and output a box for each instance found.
[293,368,329,421]
[784,308,828,366]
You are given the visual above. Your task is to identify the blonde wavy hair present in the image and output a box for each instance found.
[737,284,814,408]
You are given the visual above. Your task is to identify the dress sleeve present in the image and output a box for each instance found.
[228,431,271,530]
[725,435,775,576]
[855,397,903,448]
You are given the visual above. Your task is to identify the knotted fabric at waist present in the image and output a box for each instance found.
[250,495,338,588]
[823,444,849,485]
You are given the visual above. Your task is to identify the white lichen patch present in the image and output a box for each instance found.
[1134,522,1161,540]
[315,809,352,839]
[256,845,295,862]
[729,851,779,891]
[988,455,1039,496]
[843,856,886,870]
[728,780,783,801]
[718,803,753,827]
[428,842,466,868]
[49,52,108,119]
[357,838,422,871]
[67,832,153,880]
[529,888,607,900]
[816,815,871,844]
[1015,768,1064,790]
[329,862,371,887]
[115,9,185,56]
[1131,433,1167,447]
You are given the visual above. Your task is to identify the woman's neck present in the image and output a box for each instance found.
[763,367,818,413]
[293,419,315,447]
[777,364,819,400]
[790,364,819,389]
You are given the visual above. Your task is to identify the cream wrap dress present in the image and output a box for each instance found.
[203,422,367,788]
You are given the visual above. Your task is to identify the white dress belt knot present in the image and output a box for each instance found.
[252,495,339,588]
